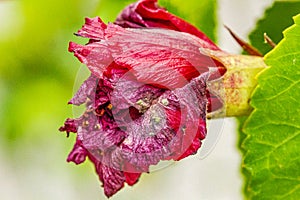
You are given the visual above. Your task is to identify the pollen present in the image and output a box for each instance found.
[161,98,169,106]
[98,109,105,116]
[82,121,89,127]
[94,124,101,130]
[107,104,113,110]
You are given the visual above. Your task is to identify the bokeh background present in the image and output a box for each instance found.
[0,0,273,199]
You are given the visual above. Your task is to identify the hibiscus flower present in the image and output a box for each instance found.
[60,0,227,197]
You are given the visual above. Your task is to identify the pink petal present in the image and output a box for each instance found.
[68,41,113,77]
[75,17,107,40]
[68,75,98,106]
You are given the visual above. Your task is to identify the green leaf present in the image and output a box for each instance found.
[242,14,300,199]
[236,116,251,197]
[159,0,217,42]
[249,1,300,55]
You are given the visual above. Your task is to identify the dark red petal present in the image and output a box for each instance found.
[167,74,208,160]
[115,0,219,50]
[67,139,88,164]
[164,108,181,132]
[61,72,208,197]
[124,172,141,186]
[175,119,206,160]
[110,72,164,112]
[64,112,129,197]
[75,17,107,40]
[93,157,126,198]
[69,75,98,106]
[82,127,127,151]
[123,162,142,186]
[93,79,113,109]
[68,41,113,77]
[59,118,77,134]
[117,73,208,169]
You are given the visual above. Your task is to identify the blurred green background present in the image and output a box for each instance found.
[0,0,218,199]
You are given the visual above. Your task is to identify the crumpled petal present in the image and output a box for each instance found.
[110,72,165,113]
[69,19,222,89]
[60,107,141,197]
[60,70,208,197]
[59,118,77,136]
[84,72,207,172]
[69,41,113,78]
[107,25,218,89]
[68,75,98,106]
[75,17,107,40]
[115,0,219,50]
[67,139,88,165]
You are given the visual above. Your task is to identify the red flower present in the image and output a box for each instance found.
[60,0,225,197]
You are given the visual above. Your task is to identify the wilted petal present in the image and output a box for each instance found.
[170,74,208,160]
[69,41,113,77]
[115,0,219,50]
[59,118,77,135]
[69,75,98,106]
[80,120,127,151]
[123,168,141,186]
[91,154,126,198]
[112,73,208,171]
[70,19,223,89]
[75,17,107,40]
[106,24,220,88]
[110,72,164,112]
[67,139,88,164]
[62,72,208,198]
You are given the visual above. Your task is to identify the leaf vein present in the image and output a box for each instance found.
[264,80,300,101]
